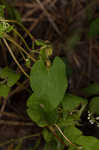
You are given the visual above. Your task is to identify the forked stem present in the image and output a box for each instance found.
[3,38,29,78]
[5,34,36,62]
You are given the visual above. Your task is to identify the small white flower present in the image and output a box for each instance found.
[96,117,99,120]
[89,120,94,124]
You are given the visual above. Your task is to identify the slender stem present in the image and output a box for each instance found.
[0,19,35,41]
[3,38,29,78]
[13,28,31,52]
[5,34,36,62]
[55,124,80,149]
[48,126,66,146]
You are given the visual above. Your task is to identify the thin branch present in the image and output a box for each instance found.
[35,0,61,35]
[0,120,34,126]
[3,38,30,78]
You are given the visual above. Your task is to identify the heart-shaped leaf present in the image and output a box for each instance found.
[30,56,68,111]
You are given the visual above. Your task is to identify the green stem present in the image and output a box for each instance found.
[0,19,35,41]
[13,28,31,52]
[5,34,36,62]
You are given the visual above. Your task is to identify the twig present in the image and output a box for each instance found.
[3,38,30,78]
[22,0,52,19]
[35,0,61,35]
[15,2,35,8]
[0,120,34,126]
[0,79,29,117]
[28,12,45,32]
[0,112,20,118]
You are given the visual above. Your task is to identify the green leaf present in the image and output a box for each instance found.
[59,115,77,127]
[0,84,10,97]
[82,83,99,96]
[27,94,48,127]
[0,5,13,38]
[89,97,99,115]
[0,22,13,38]
[75,136,99,150]
[88,18,99,37]
[30,56,68,111]
[0,67,20,87]
[64,126,82,145]
[35,40,51,47]
[35,40,46,46]
[27,94,58,127]
[62,94,87,114]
